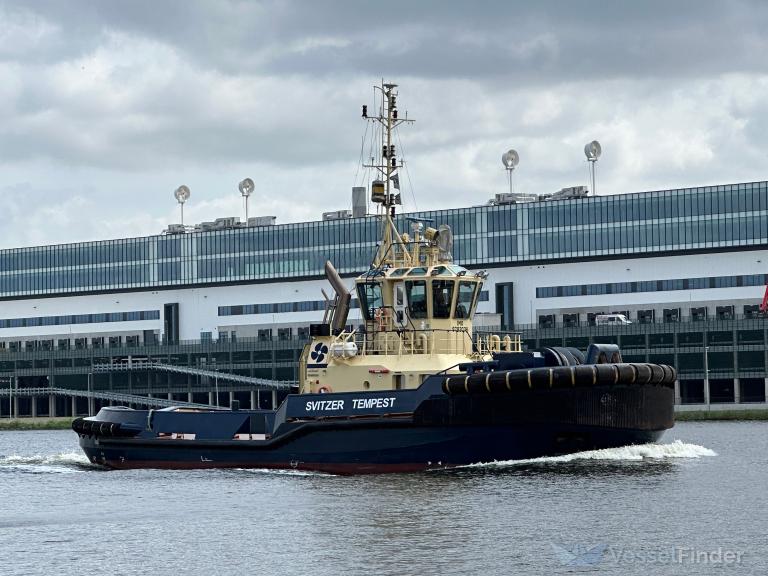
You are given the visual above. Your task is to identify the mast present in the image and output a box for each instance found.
[362,81,415,267]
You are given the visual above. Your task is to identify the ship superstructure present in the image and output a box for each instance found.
[304,83,518,396]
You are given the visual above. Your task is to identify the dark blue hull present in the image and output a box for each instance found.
[75,374,674,474]
[78,421,665,474]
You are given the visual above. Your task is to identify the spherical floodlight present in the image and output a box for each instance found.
[174,185,191,204]
[502,149,519,169]
[239,177,255,197]
[584,140,602,161]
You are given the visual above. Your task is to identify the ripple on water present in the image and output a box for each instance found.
[0,451,96,474]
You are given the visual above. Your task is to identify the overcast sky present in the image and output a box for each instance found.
[1,0,768,248]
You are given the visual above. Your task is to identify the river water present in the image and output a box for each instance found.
[0,422,764,575]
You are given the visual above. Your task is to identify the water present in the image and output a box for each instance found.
[0,423,764,575]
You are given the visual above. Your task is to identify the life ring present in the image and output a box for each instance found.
[318,385,333,394]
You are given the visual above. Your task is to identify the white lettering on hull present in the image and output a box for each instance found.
[305,400,345,411]
[304,397,397,412]
[352,397,396,409]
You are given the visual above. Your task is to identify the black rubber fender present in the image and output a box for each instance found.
[594,363,619,385]
[632,363,653,385]
[574,364,598,386]
[616,363,637,384]
[443,362,678,394]
[540,347,566,367]
[551,366,578,388]
[552,347,581,366]
[660,364,677,386]
[565,347,585,365]
[648,364,665,384]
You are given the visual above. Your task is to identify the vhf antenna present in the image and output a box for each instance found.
[361,81,415,214]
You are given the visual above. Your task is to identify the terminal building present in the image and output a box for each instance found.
[0,180,767,417]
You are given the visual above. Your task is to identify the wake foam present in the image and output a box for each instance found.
[463,440,717,469]
[234,468,333,477]
[0,452,93,474]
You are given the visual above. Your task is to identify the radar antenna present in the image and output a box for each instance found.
[501,149,519,194]
[584,140,601,195]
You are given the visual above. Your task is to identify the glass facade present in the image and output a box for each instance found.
[537,273,768,298]
[1,181,766,298]
[218,291,490,316]
[0,310,160,329]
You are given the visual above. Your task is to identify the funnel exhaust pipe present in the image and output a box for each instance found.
[325,261,351,333]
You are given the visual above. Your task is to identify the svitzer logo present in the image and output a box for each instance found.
[310,342,328,364]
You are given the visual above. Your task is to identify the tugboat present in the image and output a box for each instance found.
[73,82,675,473]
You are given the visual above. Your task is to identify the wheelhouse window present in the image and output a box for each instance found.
[455,281,478,319]
[356,282,383,320]
[405,280,427,319]
[432,280,455,319]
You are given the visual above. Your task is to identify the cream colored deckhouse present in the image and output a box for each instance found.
[300,83,520,395]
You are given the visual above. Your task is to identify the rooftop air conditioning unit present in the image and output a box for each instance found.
[493,193,537,205]
[547,185,590,201]
[213,217,240,229]
[322,210,353,221]
[247,216,277,227]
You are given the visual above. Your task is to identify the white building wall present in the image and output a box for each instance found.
[0,248,764,341]
[0,276,353,342]
[478,249,768,323]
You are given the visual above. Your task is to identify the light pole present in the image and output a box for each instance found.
[501,149,519,195]
[174,185,191,226]
[704,345,710,408]
[238,178,254,223]
[584,140,602,195]
[215,371,220,408]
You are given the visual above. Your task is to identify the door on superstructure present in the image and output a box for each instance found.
[393,282,406,325]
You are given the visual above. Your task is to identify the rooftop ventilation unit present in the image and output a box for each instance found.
[541,185,590,202]
[164,224,187,235]
[322,210,353,221]
[492,192,537,205]
[538,186,589,202]
[248,216,276,227]
[195,217,240,232]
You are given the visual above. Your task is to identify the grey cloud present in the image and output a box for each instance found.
[8,0,768,82]
[0,1,768,249]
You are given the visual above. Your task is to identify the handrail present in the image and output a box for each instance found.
[92,360,295,390]
[0,386,214,408]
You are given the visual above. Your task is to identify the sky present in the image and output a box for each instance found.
[1,0,768,248]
